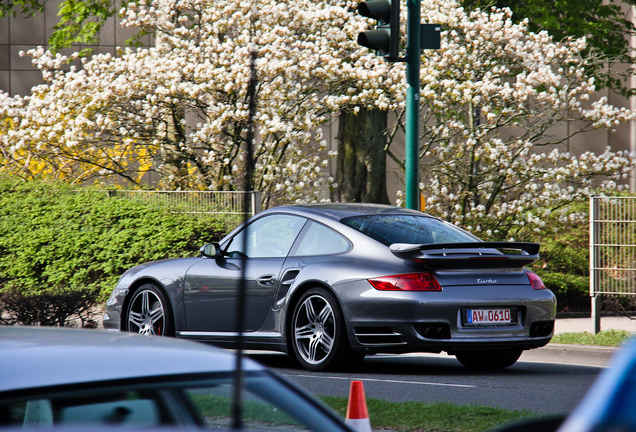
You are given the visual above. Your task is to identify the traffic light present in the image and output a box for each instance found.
[357,0,400,61]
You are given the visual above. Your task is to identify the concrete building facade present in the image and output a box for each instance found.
[0,0,151,96]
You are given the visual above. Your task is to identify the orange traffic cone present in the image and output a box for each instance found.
[345,380,372,432]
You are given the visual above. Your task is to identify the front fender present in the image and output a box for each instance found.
[105,257,203,331]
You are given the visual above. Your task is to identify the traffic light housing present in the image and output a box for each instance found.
[357,0,400,61]
[421,24,441,49]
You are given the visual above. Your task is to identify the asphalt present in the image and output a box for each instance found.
[520,316,636,368]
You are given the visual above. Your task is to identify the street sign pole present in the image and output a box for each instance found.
[404,0,420,210]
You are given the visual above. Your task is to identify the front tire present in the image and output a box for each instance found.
[291,288,354,371]
[125,283,174,336]
[455,349,522,369]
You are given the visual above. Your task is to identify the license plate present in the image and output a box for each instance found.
[465,308,513,325]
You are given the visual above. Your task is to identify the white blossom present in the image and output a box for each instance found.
[411,1,636,238]
[0,0,633,223]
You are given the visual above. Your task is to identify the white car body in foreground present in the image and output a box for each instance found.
[0,326,352,431]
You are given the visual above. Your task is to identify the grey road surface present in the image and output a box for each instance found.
[248,317,631,414]
[250,352,603,414]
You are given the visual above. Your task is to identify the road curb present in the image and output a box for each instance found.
[521,343,617,368]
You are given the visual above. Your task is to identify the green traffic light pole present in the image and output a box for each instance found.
[356,0,438,210]
[404,0,420,210]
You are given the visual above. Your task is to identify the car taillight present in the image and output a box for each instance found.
[525,270,546,290]
[368,273,442,291]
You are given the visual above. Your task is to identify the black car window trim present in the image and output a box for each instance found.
[288,220,353,257]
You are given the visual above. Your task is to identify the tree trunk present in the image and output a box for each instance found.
[332,107,390,204]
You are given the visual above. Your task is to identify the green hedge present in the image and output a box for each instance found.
[529,213,591,312]
[0,177,612,321]
[526,200,635,314]
[0,286,100,327]
[0,178,227,306]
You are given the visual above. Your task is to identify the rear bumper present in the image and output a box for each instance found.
[350,321,553,355]
[337,280,557,355]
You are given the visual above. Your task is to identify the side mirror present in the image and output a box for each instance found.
[200,243,221,258]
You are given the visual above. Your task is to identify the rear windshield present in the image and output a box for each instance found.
[341,215,478,246]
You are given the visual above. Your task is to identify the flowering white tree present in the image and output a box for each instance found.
[0,0,399,206]
[394,2,636,239]
[0,0,634,232]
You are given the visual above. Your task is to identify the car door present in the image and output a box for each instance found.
[183,214,307,332]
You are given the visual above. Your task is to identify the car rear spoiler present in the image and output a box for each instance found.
[389,242,540,270]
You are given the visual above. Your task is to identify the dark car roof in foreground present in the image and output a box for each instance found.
[267,203,428,222]
[0,327,262,393]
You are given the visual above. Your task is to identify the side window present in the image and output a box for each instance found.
[226,214,306,258]
[293,222,351,256]
[2,391,165,427]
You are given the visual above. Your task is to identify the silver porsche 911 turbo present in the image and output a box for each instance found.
[103,203,556,371]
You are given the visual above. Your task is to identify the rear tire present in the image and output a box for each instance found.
[290,288,357,371]
[125,283,174,337]
[455,349,522,369]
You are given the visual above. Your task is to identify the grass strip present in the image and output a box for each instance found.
[192,394,302,427]
[320,396,540,432]
[551,329,633,347]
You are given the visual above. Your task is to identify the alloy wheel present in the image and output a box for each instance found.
[128,288,166,335]
[293,294,336,366]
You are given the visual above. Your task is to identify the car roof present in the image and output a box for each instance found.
[264,203,428,222]
[0,327,263,394]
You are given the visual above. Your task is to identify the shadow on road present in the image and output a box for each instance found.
[247,351,603,378]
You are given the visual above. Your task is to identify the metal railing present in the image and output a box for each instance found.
[589,195,636,331]
[105,190,261,230]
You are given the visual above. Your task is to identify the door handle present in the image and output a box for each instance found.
[257,275,276,287]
